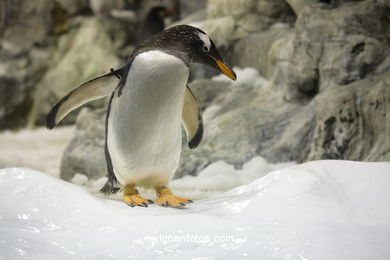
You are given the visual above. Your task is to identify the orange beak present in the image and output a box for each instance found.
[210,56,237,81]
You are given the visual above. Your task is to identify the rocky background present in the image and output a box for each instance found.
[0,0,389,182]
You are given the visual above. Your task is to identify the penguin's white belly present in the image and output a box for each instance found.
[107,50,189,187]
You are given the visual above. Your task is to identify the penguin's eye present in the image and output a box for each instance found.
[202,45,210,52]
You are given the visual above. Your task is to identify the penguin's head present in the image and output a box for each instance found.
[140,25,237,80]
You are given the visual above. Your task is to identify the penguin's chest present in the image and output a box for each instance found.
[107,51,189,185]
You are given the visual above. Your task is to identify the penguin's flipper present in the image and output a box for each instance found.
[46,69,122,129]
[182,85,203,149]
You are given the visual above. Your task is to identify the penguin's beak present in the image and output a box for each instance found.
[210,56,237,81]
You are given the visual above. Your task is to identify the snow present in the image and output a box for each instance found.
[0,126,74,177]
[202,105,221,123]
[1,161,390,259]
[69,173,89,186]
[169,158,296,199]
[80,156,294,201]
[212,66,268,88]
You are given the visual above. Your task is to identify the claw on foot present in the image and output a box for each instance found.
[155,187,193,208]
[123,184,154,207]
[124,194,154,207]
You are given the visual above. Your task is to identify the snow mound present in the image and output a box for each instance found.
[1,161,390,259]
[170,157,295,199]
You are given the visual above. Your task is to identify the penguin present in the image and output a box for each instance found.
[47,25,236,208]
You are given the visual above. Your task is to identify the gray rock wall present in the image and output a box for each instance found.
[0,0,53,129]
[308,71,390,161]
[278,0,390,99]
[0,0,179,129]
[204,0,295,47]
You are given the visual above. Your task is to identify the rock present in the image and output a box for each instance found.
[180,0,207,17]
[0,0,53,129]
[308,70,390,161]
[90,0,126,17]
[0,0,52,51]
[203,0,295,47]
[285,0,319,15]
[60,107,107,181]
[257,0,294,18]
[168,10,207,29]
[0,75,33,130]
[56,0,90,15]
[331,0,366,7]
[177,73,312,177]
[271,0,390,100]
[232,26,293,79]
[180,70,390,177]
[31,18,121,125]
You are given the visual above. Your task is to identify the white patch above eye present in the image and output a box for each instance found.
[197,32,211,52]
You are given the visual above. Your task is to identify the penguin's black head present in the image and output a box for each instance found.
[139,25,236,80]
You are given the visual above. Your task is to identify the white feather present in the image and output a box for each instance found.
[197,32,211,51]
[107,51,189,188]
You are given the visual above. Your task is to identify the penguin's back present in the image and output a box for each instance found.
[107,50,190,187]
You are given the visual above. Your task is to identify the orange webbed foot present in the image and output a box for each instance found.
[155,187,193,208]
[123,184,154,207]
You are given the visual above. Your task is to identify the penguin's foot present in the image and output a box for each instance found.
[123,184,154,207]
[124,194,153,207]
[155,186,193,208]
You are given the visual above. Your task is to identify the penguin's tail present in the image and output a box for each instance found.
[100,179,121,195]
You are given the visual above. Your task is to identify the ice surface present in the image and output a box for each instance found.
[1,161,390,259]
[0,127,74,177]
